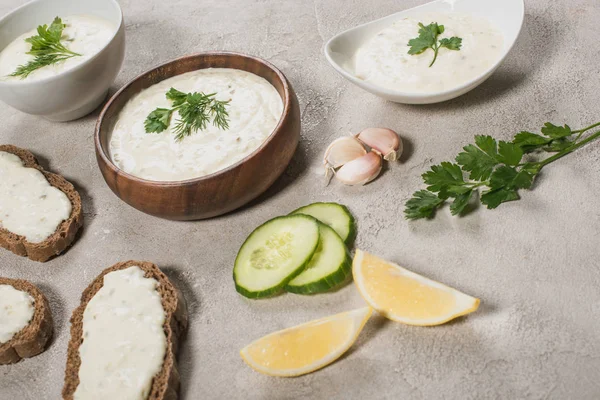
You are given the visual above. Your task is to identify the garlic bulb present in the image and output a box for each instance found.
[335,151,382,186]
[324,137,367,169]
[356,128,403,161]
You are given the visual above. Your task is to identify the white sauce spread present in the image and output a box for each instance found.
[0,284,35,343]
[109,68,283,181]
[74,266,166,400]
[0,15,115,82]
[0,151,72,243]
[354,12,504,93]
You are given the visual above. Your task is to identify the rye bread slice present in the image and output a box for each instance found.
[0,145,83,262]
[0,278,54,364]
[62,261,188,400]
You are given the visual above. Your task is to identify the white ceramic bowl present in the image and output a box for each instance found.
[324,0,524,104]
[0,0,125,121]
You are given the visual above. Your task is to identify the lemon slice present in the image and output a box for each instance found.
[353,250,479,326]
[240,307,372,377]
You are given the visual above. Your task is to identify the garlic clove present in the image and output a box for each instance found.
[356,128,403,162]
[334,151,382,186]
[324,137,367,169]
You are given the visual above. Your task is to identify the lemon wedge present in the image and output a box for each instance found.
[240,307,372,377]
[353,250,479,326]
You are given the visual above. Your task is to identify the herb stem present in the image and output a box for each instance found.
[429,43,439,68]
[537,127,600,169]
[470,181,490,188]
[572,121,600,134]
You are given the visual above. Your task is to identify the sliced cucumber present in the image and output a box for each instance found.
[234,215,320,299]
[285,222,351,295]
[290,202,356,246]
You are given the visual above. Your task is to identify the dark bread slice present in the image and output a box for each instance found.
[0,145,83,262]
[62,261,188,400]
[0,278,54,364]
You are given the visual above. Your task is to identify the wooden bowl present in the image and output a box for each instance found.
[95,52,300,220]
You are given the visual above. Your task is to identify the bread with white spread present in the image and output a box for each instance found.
[62,261,188,400]
[0,145,83,262]
[0,278,54,364]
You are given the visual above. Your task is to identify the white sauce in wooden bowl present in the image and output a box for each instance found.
[109,68,284,181]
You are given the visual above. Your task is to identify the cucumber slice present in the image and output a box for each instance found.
[285,222,351,295]
[234,215,320,299]
[290,202,356,246]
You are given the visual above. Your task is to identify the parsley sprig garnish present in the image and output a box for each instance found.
[407,22,462,67]
[144,88,230,141]
[405,121,600,219]
[10,17,81,79]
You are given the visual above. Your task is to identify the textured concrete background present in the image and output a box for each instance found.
[1,0,599,399]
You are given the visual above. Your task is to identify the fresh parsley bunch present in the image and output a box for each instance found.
[145,88,230,141]
[407,22,462,67]
[10,17,81,79]
[405,121,600,219]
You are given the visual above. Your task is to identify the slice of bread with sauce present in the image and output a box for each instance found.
[0,145,83,262]
[0,278,54,364]
[62,261,188,400]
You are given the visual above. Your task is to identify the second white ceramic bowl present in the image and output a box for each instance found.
[324,0,524,104]
[0,0,125,121]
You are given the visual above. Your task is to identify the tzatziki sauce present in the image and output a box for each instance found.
[354,12,504,93]
[109,68,284,181]
[0,15,115,81]
[0,284,35,344]
[0,151,72,243]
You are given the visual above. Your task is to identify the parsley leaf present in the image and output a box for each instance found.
[480,188,519,209]
[488,165,518,187]
[450,190,473,216]
[144,108,173,133]
[513,170,534,189]
[422,162,465,197]
[407,22,462,67]
[165,88,188,106]
[485,166,532,208]
[513,131,550,153]
[405,190,444,220]
[439,37,462,51]
[541,123,572,139]
[407,23,438,55]
[456,136,500,181]
[497,141,523,166]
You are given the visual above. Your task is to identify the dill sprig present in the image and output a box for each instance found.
[144,87,231,141]
[9,17,81,79]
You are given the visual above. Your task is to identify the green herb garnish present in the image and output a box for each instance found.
[407,22,462,67]
[404,121,600,220]
[10,17,81,79]
[144,88,230,141]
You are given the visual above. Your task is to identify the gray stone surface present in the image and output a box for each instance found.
[1,0,599,398]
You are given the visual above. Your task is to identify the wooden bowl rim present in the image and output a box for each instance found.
[94,51,292,187]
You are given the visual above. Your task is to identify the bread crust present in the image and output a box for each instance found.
[0,278,54,364]
[0,145,83,262]
[62,261,188,400]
